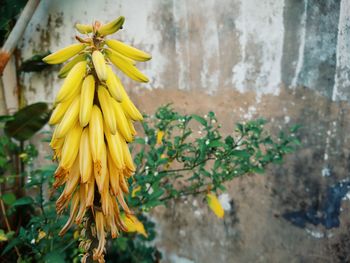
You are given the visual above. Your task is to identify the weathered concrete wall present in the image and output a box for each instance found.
[17,0,350,262]
[20,0,350,101]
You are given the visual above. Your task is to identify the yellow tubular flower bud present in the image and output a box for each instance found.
[105,129,124,169]
[119,172,129,194]
[85,175,95,208]
[75,23,93,34]
[59,82,82,108]
[119,133,135,172]
[127,119,137,136]
[94,142,107,193]
[116,189,131,215]
[89,106,104,163]
[58,122,83,172]
[106,66,123,102]
[107,152,120,196]
[50,126,64,151]
[55,61,86,103]
[55,95,81,138]
[75,186,87,224]
[110,99,133,142]
[121,98,143,121]
[79,128,92,183]
[98,85,117,135]
[97,16,125,36]
[107,215,119,238]
[79,75,95,127]
[105,48,149,82]
[92,50,108,81]
[101,178,111,216]
[56,158,80,214]
[113,199,128,232]
[49,99,73,125]
[105,39,151,61]
[58,54,86,78]
[59,191,80,236]
[93,211,106,261]
[43,43,85,64]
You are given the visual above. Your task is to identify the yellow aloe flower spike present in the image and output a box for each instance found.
[43,16,152,262]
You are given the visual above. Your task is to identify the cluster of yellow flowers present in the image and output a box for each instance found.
[43,16,151,262]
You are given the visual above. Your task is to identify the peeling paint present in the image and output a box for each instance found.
[18,0,350,103]
[232,0,285,96]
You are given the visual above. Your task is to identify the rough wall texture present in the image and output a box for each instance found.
[17,0,350,262]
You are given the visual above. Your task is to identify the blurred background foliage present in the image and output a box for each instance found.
[0,0,28,46]
[0,102,300,262]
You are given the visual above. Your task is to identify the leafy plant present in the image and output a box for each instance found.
[0,105,300,262]
[129,104,300,211]
[4,102,51,142]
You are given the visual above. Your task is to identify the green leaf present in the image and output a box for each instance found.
[4,102,50,141]
[11,196,33,207]
[149,189,165,200]
[251,166,265,174]
[290,124,301,133]
[43,251,65,263]
[19,53,52,72]
[282,146,295,153]
[208,140,225,148]
[1,237,21,255]
[0,115,14,123]
[1,193,16,205]
[231,150,250,158]
[191,114,207,126]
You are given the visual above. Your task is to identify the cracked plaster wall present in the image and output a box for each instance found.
[16,0,350,262]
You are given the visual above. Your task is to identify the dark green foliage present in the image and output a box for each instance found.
[4,102,51,141]
[0,0,28,46]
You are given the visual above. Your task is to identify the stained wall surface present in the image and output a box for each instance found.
[18,0,350,262]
